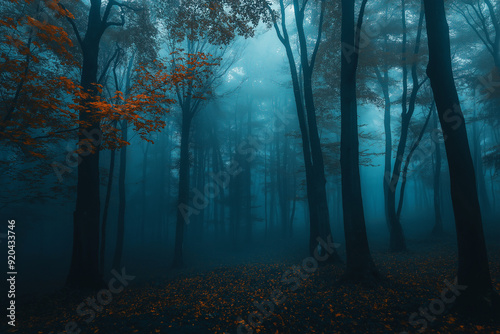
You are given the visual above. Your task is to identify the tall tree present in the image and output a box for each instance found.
[167,0,268,267]
[63,0,143,288]
[423,0,499,313]
[267,0,341,260]
[339,0,379,282]
[63,0,170,288]
[386,0,426,252]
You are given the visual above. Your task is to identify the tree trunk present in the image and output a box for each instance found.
[112,120,127,269]
[141,143,149,248]
[66,12,103,288]
[340,0,378,282]
[375,64,392,231]
[396,104,433,221]
[100,146,116,274]
[387,1,425,252]
[423,0,499,314]
[172,109,192,268]
[432,106,444,235]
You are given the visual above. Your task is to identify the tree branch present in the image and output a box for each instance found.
[32,127,79,140]
[103,0,143,27]
[265,1,287,45]
[310,0,325,71]
[59,3,83,47]
[98,45,122,85]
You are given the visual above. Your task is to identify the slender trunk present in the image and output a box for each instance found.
[432,106,443,235]
[173,108,192,268]
[245,104,252,241]
[294,0,338,258]
[387,2,425,252]
[375,64,392,230]
[100,146,116,274]
[264,141,268,240]
[396,104,433,221]
[141,143,149,247]
[112,120,127,269]
[340,0,378,281]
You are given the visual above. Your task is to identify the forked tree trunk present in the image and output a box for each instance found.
[267,0,341,262]
[386,1,425,252]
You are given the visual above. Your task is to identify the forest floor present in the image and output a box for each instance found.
[4,237,500,334]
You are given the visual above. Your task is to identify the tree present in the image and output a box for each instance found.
[61,0,164,288]
[339,0,379,282]
[0,0,77,154]
[423,0,499,314]
[453,0,500,216]
[165,0,268,268]
[385,0,427,252]
[266,0,341,260]
[1,0,170,288]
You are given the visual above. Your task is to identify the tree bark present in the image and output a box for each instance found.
[100,145,115,274]
[112,120,127,269]
[340,0,378,282]
[431,106,443,235]
[423,0,499,314]
[66,3,104,288]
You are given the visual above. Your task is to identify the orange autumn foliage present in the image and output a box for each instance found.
[0,0,179,157]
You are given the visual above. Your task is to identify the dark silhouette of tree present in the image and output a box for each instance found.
[266,0,341,260]
[339,0,379,282]
[423,0,499,314]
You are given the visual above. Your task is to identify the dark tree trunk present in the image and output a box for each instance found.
[112,120,127,270]
[375,64,392,230]
[141,143,149,247]
[294,0,338,259]
[100,145,116,274]
[432,106,443,235]
[66,4,104,288]
[340,0,378,282]
[267,0,340,261]
[423,0,499,314]
[386,2,425,252]
[396,104,433,221]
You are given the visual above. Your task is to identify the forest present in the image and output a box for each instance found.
[1,0,500,333]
